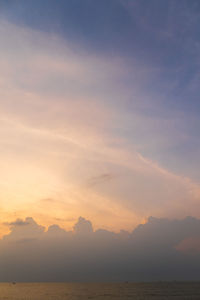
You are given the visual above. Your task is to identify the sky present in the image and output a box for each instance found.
[0,0,200,280]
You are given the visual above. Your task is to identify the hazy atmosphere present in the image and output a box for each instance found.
[0,0,200,282]
[1,216,200,281]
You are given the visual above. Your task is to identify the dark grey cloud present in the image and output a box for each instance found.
[1,216,200,282]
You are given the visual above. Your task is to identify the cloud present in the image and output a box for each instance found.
[2,217,45,242]
[0,19,200,235]
[46,224,71,239]
[0,3,200,282]
[87,173,115,187]
[5,218,31,227]
[73,217,93,235]
[176,237,200,254]
[1,215,200,281]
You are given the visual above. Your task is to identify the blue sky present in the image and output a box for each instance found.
[0,0,200,233]
[1,0,199,178]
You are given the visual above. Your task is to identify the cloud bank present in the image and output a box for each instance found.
[1,216,200,282]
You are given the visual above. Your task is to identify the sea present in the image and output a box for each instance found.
[0,282,200,299]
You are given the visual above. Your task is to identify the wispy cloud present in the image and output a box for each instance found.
[0,20,200,235]
[87,173,115,187]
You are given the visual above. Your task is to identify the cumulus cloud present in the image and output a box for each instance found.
[3,217,45,242]
[73,217,93,235]
[5,219,30,227]
[1,216,200,281]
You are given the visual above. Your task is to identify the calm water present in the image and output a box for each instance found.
[0,282,200,299]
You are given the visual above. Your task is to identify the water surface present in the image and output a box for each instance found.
[0,282,200,299]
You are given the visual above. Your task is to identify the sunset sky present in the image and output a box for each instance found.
[1,0,200,238]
